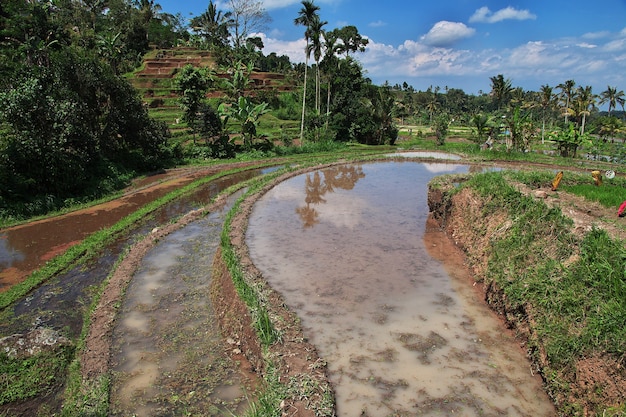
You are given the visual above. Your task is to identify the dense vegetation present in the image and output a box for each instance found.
[2,0,625,224]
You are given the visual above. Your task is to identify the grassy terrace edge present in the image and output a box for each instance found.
[428,170,626,416]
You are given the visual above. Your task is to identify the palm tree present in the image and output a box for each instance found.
[470,113,493,144]
[96,32,123,74]
[306,16,326,115]
[294,0,320,143]
[425,87,440,124]
[489,74,513,111]
[573,85,596,136]
[321,29,340,125]
[190,1,233,49]
[538,84,556,143]
[557,79,576,124]
[599,85,625,117]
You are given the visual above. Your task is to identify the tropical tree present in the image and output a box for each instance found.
[294,0,320,142]
[470,113,494,144]
[506,107,535,151]
[96,31,123,74]
[595,116,625,142]
[557,79,576,124]
[306,15,326,115]
[334,25,369,58]
[321,28,341,124]
[175,64,214,142]
[489,74,513,111]
[190,1,233,49]
[433,112,450,146]
[425,86,440,124]
[599,85,625,117]
[573,85,596,136]
[538,84,556,143]
[218,96,269,150]
[221,60,253,101]
[359,86,398,145]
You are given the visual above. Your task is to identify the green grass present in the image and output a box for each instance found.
[450,171,626,413]
[562,183,626,208]
[0,345,75,406]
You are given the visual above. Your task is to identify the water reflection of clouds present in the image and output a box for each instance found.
[422,163,466,173]
[0,235,24,268]
[312,192,365,230]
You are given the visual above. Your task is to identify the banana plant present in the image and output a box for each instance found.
[218,96,268,150]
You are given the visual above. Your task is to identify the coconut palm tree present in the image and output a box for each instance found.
[306,16,326,115]
[599,85,625,117]
[190,1,233,49]
[557,79,576,124]
[573,85,596,136]
[294,0,320,142]
[538,84,556,143]
[489,74,513,111]
[321,29,340,124]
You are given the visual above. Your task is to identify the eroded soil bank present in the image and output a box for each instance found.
[427,179,626,416]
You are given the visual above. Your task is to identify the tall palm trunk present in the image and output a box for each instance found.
[300,57,308,143]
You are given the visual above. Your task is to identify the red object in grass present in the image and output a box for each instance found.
[618,201,626,217]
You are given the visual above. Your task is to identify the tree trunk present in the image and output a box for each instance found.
[300,57,308,144]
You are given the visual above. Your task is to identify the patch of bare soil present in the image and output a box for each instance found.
[428,172,626,417]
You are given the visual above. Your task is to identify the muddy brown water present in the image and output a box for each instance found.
[247,161,556,416]
[0,168,275,417]
[0,166,278,293]
[109,190,254,416]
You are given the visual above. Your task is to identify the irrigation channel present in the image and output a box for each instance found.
[1,155,557,416]
[0,166,278,415]
[246,158,556,416]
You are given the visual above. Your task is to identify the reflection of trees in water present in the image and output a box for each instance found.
[296,165,365,228]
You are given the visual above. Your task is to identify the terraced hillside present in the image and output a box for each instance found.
[128,47,294,132]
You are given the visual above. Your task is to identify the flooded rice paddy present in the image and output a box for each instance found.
[247,161,556,416]
[0,166,274,292]
[109,190,254,416]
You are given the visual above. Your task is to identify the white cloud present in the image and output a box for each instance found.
[254,32,307,62]
[582,31,610,40]
[420,21,475,47]
[604,38,626,52]
[469,6,536,23]
[369,20,387,28]
[260,0,339,10]
[259,22,624,95]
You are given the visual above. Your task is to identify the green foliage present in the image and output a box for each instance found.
[0,48,172,215]
[174,64,213,137]
[457,171,626,410]
[219,96,269,150]
[0,346,75,405]
[433,113,450,146]
[547,123,588,157]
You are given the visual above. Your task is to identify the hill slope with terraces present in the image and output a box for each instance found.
[129,47,293,112]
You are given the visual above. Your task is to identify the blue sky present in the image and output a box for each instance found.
[158,0,626,98]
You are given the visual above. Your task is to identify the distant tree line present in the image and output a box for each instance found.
[388,75,626,156]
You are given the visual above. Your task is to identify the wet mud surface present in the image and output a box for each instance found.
[109,192,256,416]
[246,161,556,416]
[0,163,265,292]
[3,156,624,416]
